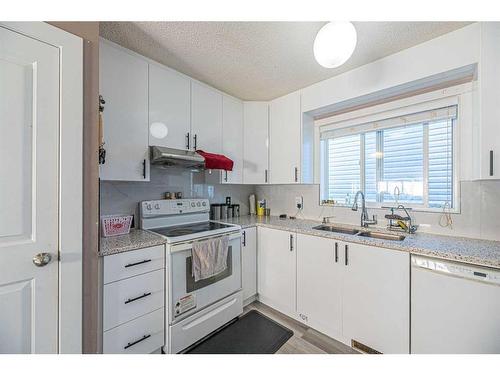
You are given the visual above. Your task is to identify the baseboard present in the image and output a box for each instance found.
[243,294,257,307]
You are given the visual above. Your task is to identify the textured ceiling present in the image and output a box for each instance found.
[100,22,471,101]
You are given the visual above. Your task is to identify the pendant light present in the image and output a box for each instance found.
[313,21,357,68]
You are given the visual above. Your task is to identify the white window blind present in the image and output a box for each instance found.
[320,105,456,210]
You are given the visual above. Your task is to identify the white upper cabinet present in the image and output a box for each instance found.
[243,102,269,184]
[148,64,191,151]
[479,22,500,179]
[269,91,302,184]
[191,82,223,154]
[99,40,149,181]
[221,95,244,184]
[342,243,409,354]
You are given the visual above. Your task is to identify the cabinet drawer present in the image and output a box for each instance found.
[104,269,164,331]
[104,245,164,284]
[103,308,164,354]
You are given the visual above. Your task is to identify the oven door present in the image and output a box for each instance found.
[168,231,242,323]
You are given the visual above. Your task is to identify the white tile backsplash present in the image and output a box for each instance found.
[255,180,500,241]
[100,165,499,240]
[100,166,255,227]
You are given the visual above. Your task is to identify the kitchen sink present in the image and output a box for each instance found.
[357,231,406,241]
[312,225,360,235]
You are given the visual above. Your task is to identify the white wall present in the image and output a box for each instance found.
[255,23,500,241]
[301,23,480,114]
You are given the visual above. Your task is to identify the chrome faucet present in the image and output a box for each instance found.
[351,190,377,228]
[322,216,335,224]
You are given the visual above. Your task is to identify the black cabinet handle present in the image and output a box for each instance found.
[193,134,198,150]
[124,259,152,268]
[294,167,298,182]
[335,242,338,263]
[490,150,494,176]
[290,234,294,251]
[124,334,151,350]
[124,292,151,304]
[142,159,146,179]
[186,132,190,149]
[225,170,228,182]
[242,231,246,247]
[265,169,268,183]
[345,244,349,266]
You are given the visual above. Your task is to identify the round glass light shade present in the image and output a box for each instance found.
[150,122,168,139]
[313,21,357,68]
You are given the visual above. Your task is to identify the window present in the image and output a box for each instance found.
[320,105,456,210]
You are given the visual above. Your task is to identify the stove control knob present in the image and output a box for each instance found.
[202,202,207,206]
[154,204,160,209]
[197,202,201,207]
[146,204,152,210]
[191,202,195,207]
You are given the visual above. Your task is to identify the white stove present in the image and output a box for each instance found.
[140,198,240,244]
[139,198,243,353]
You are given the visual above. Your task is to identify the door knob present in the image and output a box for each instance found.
[33,252,52,267]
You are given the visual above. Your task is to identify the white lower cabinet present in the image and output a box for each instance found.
[259,228,410,354]
[241,227,257,303]
[342,242,409,354]
[257,227,296,316]
[296,234,343,339]
[102,245,166,354]
[103,308,164,354]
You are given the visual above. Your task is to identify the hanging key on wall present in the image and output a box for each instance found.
[99,94,106,165]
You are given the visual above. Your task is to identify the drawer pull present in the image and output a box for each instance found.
[124,292,151,304]
[124,334,151,350]
[124,259,152,268]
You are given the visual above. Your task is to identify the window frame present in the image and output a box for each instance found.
[315,83,471,213]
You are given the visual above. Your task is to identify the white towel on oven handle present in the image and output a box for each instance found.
[191,235,229,282]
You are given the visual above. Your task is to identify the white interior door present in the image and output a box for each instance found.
[0,26,60,353]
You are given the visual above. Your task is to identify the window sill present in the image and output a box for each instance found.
[320,202,461,215]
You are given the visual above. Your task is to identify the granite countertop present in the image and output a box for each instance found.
[221,215,500,269]
[99,215,500,269]
[100,229,167,257]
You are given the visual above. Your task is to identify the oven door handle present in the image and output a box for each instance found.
[169,231,242,252]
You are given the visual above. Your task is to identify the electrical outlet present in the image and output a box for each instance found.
[295,196,303,210]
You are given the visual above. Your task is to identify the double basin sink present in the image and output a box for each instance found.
[312,224,406,241]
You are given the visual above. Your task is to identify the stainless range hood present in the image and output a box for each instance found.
[150,146,205,168]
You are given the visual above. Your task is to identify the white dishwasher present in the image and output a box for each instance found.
[411,255,500,353]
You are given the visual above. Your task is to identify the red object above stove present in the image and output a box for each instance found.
[196,150,234,171]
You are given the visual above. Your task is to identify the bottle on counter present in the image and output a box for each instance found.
[257,199,266,216]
